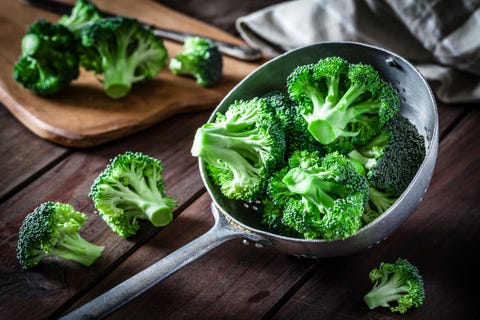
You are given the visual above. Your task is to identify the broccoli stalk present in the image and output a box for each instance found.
[58,0,102,33]
[16,202,103,269]
[169,36,223,87]
[79,16,168,98]
[89,152,178,238]
[364,258,425,314]
[287,57,399,150]
[191,97,286,201]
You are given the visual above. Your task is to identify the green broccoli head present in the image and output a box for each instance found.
[191,97,286,202]
[89,152,178,238]
[13,20,79,96]
[364,258,425,314]
[266,150,369,240]
[347,115,426,197]
[169,36,223,87]
[16,201,104,269]
[58,0,102,33]
[287,57,400,150]
[79,16,168,98]
[265,90,324,157]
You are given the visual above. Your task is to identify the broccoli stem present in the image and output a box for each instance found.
[283,168,336,208]
[348,149,377,171]
[103,63,133,99]
[50,232,103,267]
[192,128,260,179]
[368,187,397,214]
[114,177,174,227]
[363,273,410,309]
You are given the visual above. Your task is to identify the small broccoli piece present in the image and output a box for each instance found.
[58,0,102,33]
[361,187,398,225]
[89,152,178,238]
[13,20,79,96]
[347,115,426,197]
[78,16,168,98]
[191,97,286,201]
[266,150,369,240]
[287,57,400,151]
[364,258,425,314]
[169,36,223,87]
[16,202,103,269]
[265,90,324,157]
[260,197,301,238]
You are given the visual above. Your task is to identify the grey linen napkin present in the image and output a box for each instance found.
[236,0,480,103]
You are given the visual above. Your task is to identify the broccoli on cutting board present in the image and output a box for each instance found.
[89,151,178,238]
[169,36,223,87]
[16,201,104,269]
[58,0,102,33]
[13,20,80,96]
[78,16,168,98]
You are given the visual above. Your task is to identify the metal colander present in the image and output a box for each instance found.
[62,41,438,319]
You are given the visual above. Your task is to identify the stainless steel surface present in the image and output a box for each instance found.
[60,42,438,319]
[21,0,263,61]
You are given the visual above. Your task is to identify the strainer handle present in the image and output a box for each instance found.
[59,202,266,320]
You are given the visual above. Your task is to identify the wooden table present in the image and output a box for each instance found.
[1,2,479,320]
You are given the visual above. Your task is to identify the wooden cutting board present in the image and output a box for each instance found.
[0,0,263,147]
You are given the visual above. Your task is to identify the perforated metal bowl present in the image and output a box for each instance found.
[62,41,438,319]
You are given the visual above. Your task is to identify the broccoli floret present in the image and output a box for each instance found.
[16,202,104,269]
[89,151,178,238]
[13,20,79,96]
[287,57,399,151]
[347,115,426,197]
[266,150,369,240]
[191,97,286,201]
[264,90,324,157]
[78,16,168,98]
[58,0,102,33]
[361,187,398,225]
[169,36,223,87]
[364,258,425,314]
[260,197,301,238]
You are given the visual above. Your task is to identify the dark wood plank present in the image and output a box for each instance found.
[0,110,211,320]
[272,106,480,319]
[65,192,317,320]
[0,105,69,201]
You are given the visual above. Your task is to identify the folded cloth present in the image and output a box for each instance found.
[236,0,480,103]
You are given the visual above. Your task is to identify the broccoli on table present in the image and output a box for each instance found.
[191,97,286,202]
[364,258,425,314]
[169,36,223,87]
[16,201,104,269]
[287,57,400,153]
[89,151,178,238]
[78,16,168,98]
[265,150,369,240]
[13,20,79,96]
[58,0,102,33]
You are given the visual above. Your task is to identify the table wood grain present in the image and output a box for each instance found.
[1,2,479,320]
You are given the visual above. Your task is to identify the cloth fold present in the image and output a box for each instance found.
[236,0,480,103]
